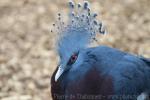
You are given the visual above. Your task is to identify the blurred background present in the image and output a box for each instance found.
[0,0,149,100]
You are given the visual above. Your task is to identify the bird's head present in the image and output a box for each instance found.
[51,0,106,82]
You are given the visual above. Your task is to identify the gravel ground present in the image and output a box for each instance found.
[0,0,150,100]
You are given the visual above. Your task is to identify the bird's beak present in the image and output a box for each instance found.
[55,67,64,82]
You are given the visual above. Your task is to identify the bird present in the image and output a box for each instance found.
[51,1,150,100]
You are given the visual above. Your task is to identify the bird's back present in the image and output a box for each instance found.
[87,46,150,99]
[87,46,150,95]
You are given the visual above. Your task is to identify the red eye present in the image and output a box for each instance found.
[67,53,78,65]
[71,54,77,62]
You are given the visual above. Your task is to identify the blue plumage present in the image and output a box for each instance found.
[51,1,150,100]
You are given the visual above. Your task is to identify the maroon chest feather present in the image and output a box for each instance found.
[51,67,114,100]
[51,67,64,100]
[66,68,114,100]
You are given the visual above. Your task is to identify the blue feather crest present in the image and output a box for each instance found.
[51,0,107,62]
